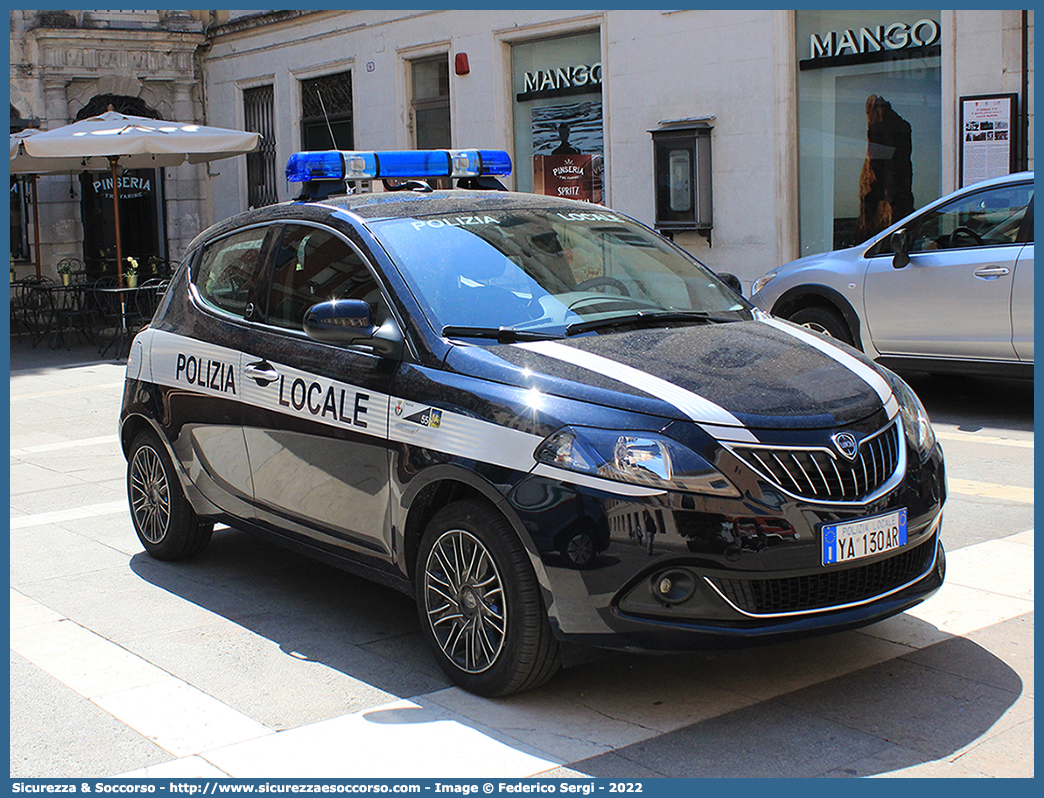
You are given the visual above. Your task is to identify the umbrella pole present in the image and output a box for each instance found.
[30,174,41,277]
[109,156,124,285]
[109,155,129,356]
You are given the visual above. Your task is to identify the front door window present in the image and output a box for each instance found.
[907,184,1034,252]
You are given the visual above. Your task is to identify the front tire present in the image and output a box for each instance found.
[127,431,213,560]
[788,305,854,345]
[416,499,560,696]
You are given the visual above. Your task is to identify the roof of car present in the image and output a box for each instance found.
[313,188,611,221]
[187,188,617,252]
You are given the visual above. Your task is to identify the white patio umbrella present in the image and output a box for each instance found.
[12,110,260,284]
[9,129,65,277]
[11,129,116,275]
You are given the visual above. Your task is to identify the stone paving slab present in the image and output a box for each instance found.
[8,340,1036,779]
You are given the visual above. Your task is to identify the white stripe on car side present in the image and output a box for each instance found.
[141,330,658,497]
[759,317,900,418]
[515,340,761,443]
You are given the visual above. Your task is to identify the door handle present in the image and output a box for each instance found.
[244,360,280,386]
[974,266,1010,280]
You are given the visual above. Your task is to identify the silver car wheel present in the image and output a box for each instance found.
[129,444,171,544]
[423,528,507,674]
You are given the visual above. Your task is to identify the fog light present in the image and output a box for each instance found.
[650,569,697,606]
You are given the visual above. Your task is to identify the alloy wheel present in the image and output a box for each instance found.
[423,528,507,673]
[129,445,171,544]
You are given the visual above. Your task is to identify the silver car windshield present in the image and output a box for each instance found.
[371,208,750,335]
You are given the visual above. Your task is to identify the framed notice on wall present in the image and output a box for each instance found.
[959,93,1018,186]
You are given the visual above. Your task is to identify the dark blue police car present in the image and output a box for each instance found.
[120,149,946,696]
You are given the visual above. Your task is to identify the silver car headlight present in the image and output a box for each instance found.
[880,368,937,461]
[535,426,740,497]
[751,271,777,296]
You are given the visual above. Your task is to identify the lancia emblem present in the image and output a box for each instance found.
[832,432,859,460]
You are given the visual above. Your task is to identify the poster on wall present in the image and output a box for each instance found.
[960,94,1017,186]
[531,101,603,204]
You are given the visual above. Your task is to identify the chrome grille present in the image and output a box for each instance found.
[729,421,901,502]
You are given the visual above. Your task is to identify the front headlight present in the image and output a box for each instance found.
[880,368,937,460]
[751,271,777,296]
[534,426,740,497]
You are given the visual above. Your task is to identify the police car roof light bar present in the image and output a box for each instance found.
[286,149,512,183]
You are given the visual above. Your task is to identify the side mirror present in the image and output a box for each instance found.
[303,299,401,357]
[717,272,743,295]
[890,229,910,269]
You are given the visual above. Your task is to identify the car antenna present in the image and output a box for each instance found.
[316,88,353,196]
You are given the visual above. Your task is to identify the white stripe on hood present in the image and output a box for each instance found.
[516,339,760,443]
[760,317,899,417]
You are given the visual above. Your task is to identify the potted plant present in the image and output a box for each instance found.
[57,260,73,285]
[124,256,139,288]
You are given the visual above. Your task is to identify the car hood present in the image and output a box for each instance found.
[442,319,894,431]
[780,244,867,272]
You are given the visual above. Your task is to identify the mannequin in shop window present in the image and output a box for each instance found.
[552,122,581,155]
[857,94,914,241]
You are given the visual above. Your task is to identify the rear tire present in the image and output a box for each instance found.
[127,431,213,560]
[788,305,854,345]
[416,499,560,696]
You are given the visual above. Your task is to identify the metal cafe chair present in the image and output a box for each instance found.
[10,276,54,343]
[125,278,166,336]
[56,257,87,283]
[46,280,97,349]
[91,276,122,352]
[10,280,37,340]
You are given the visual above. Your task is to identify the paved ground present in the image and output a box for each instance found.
[8,337,1034,779]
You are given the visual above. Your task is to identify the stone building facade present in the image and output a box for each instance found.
[9,10,213,276]
[10,10,1034,289]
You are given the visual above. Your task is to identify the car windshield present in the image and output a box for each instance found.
[370,208,750,336]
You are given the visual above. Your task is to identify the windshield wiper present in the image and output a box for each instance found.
[441,325,565,343]
[565,310,739,336]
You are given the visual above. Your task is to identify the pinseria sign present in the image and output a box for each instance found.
[92,174,153,200]
[805,19,940,65]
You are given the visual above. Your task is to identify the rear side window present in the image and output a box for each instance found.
[195,227,268,317]
[264,224,380,330]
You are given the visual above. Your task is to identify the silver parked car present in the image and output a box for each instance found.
[751,172,1034,378]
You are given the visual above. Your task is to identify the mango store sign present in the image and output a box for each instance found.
[809,19,940,60]
[518,63,602,99]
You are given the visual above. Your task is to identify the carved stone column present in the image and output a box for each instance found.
[166,80,204,261]
[38,79,82,269]
[42,78,70,129]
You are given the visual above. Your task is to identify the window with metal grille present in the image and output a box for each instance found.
[243,85,277,208]
[300,71,354,150]
[411,57,451,149]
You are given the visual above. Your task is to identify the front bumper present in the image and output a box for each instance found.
[508,442,946,651]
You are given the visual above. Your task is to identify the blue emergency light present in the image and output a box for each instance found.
[286,149,512,183]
